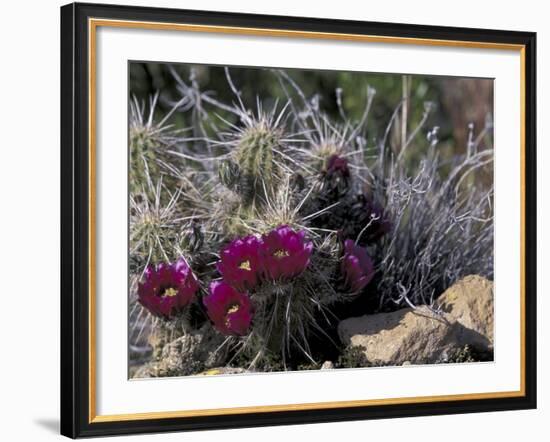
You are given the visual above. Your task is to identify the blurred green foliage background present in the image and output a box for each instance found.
[130,62,493,159]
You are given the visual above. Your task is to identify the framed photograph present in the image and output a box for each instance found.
[60,2,537,438]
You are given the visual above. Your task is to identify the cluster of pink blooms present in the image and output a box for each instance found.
[205,225,313,336]
[138,224,375,337]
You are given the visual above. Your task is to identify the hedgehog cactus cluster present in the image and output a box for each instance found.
[129,67,494,373]
[131,101,384,367]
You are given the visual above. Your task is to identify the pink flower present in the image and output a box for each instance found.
[341,239,374,292]
[260,225,313,280]
[216,235,263,291]
[322,154,351,196]
[204,281,253,336]
[326,154,350,179]
[137,258,199,319]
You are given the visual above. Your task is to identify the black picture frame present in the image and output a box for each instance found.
[61,2,537,438]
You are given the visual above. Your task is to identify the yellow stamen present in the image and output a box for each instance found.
[227,304,240,314]
[161,287,178,298]
[238,260,251,271]
[225,304,240,328]
[273,249,290,259]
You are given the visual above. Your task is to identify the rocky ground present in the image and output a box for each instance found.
[132,275,494,378]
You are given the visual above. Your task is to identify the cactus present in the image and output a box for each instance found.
[233,120,282,203]
[129,125,161,196]
[129,94,186,201]
[216,101,295,208]
[129,65,494,375]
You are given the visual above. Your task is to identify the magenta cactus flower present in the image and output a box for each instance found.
[341,239,375,292]
[260,225,313,280]
[326,154,350,179]
[204,281,253,336]
[322,154,351,196]
[137,258,199,319]
[216,235,263,291]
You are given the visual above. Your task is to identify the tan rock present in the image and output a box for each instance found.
[198,367,248,376]
[340,307,467,365]
[436,275,494,346]
[338,276,494,366]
